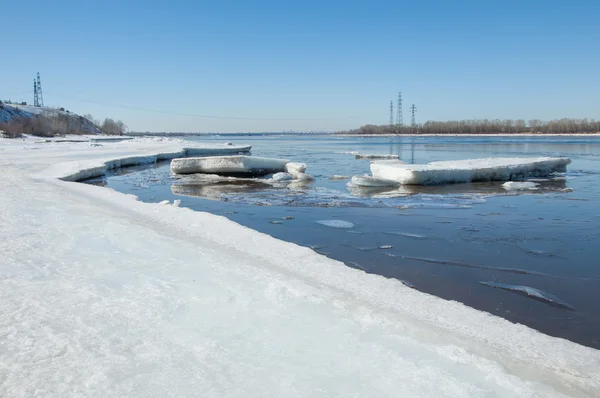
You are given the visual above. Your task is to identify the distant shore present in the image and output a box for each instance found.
[335,133,600,137]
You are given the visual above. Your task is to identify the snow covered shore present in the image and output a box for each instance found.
[1,136,599,397]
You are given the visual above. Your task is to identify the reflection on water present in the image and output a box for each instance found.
[168,173,567,206]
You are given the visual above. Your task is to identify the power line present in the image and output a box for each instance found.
[389,100,394,126]
[53,94,357,122]
[2,90,33,99]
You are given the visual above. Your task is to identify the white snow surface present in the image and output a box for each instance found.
[371,157,571,185]
[171,155,288,175]
[0,136,599,397]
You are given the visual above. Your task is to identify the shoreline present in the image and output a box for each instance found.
[1,135,599,395]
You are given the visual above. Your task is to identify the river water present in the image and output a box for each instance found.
[85,134,600,348]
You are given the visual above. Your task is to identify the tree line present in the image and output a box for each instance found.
[340,118,600,135]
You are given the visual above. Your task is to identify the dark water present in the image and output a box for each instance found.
[85,135,600,349]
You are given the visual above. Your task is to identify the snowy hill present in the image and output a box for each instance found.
[0,103,100,135]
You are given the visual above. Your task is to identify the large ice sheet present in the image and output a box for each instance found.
[170,155,290,176]
[371,157,571,185]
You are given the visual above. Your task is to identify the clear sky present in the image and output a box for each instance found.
[2,0,599,132]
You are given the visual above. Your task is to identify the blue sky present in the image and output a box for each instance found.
[3,0,599,132]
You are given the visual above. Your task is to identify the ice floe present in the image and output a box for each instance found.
[502,181,540,190]
[371,157,571,185]
[171,155,290,176]
[350,175,400,187]
[316,220,355,228]
[480,282,576,310]
[355,153,400,160]
[271,172,294,181]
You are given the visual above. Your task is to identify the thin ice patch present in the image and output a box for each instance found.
[480,281,575,311]
[316,220,355,229]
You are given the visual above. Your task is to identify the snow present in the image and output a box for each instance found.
[0,136,599,396]
[171,155,289,176]
[350,175,400,187]
[502,181,540,190]
[371,157,571,185]
[316,220,356,229]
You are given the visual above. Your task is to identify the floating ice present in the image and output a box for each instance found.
[480,282,576,310]
[502,181,540,190]
[350,175,400,187]
[170,155,290,176]
[385,231,426,239]
[271,172,294,181]
[294,172,315,181]
[329,175,350,180]
[355,154,400,160]
[285,162,308,179]
[185,145,251,156]
[316,220,355,229]
[371,157,571,185]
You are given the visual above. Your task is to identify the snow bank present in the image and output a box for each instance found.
[170,155,289,176]
[1,138,599,396]
[371,157,571,185]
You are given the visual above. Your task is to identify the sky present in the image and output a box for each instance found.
[2,0,599,132]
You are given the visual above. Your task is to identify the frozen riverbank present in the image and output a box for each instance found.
[1,136,599,396]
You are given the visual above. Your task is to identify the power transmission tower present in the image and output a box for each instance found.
[33,79,39,107]
[396,92,403,126]
[410,104,417,131]
[389,101,394,127]
[36,73,44,107]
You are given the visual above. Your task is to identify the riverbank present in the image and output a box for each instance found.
[1,136,599,396]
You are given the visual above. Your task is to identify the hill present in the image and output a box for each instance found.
[0,102,101,137]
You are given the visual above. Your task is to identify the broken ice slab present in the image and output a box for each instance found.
[170,155,290,176]
[370,157,571,185]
